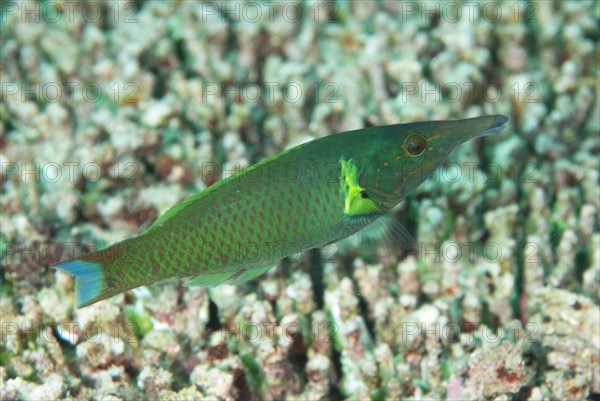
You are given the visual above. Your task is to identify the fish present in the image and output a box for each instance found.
[54,115,508,308]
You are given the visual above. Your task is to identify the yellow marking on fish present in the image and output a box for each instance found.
[340,159,381,216]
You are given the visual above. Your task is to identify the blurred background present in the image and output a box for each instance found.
[1,1,598,400]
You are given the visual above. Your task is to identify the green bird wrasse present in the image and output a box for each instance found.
[55,115,508,308]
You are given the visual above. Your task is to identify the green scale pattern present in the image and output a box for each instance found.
[110,145,355,290]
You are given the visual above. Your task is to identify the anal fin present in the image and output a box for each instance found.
[226,264,275,285]
[185,271,237,287]
[184,264,276,288]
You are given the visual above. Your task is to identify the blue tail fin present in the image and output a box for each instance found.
[54,260,104,308]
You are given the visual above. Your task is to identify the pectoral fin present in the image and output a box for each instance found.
[334,212,416,262]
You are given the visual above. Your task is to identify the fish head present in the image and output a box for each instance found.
[358,115,508,208]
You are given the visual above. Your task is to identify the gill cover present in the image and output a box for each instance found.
[340,159,383,216]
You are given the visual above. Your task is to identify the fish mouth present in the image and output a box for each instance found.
[471,115,509,139]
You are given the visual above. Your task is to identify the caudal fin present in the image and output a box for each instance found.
[54,259,108,308]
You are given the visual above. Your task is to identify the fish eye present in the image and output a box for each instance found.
[404,134,426,157]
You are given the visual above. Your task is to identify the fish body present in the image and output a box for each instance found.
[55,115,508,307]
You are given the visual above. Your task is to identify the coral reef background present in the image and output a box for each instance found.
[1,1,598,400]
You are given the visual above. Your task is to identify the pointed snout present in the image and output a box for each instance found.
[430,115,509,152]
[453,114,509,141]
[468,115,509,139]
